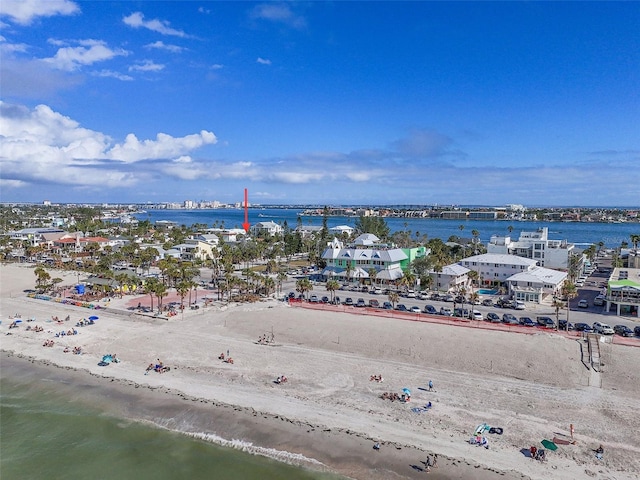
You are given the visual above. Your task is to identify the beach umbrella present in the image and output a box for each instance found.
[402,388,411,396]
[88,315,99,320]
[541,439,558,451]
[15,319,23,323]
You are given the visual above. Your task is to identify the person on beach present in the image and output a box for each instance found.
[428,380,434,391]
[432,454,438,468]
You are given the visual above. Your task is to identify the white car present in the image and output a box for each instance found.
[593,322,614,335]
[406,290,417,298]
[410,305,421,313]
[578,299,588,308]
[513,301,525,310]
[471,310,483,320]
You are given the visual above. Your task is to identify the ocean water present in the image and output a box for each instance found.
[135,208,639,247]
[0,361,343,480]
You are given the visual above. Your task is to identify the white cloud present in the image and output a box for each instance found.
[123,12,188,37]
[144,41,184,53]
[0,102,217,189]
[91,69,133,81]
[43,39,129,71]
[250,3,306,29]
[256,57,272,65]
[0,0,79,25]
[198,7,211,15]
[210,64,224,70]
[0,36,28,54]
[128,60,165,72]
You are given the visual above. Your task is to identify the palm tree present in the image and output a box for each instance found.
[296,277,313,300]
[388,291,399,308]
[552,298,564,331]
[560,281,578,331]
[144,277,159,311]
[367,267,378,287]
[471,229,480,254]
[155,282,168,313]
[326,279,340,303]
[176,280,191,312]
[631,234,640,250]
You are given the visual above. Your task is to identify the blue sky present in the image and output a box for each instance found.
[1,1,638,207]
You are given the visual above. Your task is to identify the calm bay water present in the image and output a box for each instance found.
[136,208,639,247]
[0,363,341,480]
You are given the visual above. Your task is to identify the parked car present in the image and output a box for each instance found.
[368,299,380,308]
[395,304,408,311]
[536,316,555,328]
[373,288,383,295]
[519,317,536,327]
[486,312,500,322]
[471,310,483,320]
[635,326,640,337]
[513,301,526,310]
[321,296,329,303]
[309,295,319,303]
[454,308,470,318]
[613,325,634,337]
[454,295,466,303]
[443,295,455,302]
[502,313,518,324]
[430,293,441,301]
[440,307,453,316]
[418,291,429,300]
[593,296,605,306]
[578,299,588,308]
[382,301,393,310]
[406,290,417,298]
[344,297,354,306]
[356,298,366,307]
[410,305,421,313]
[574,322,594,333]
[332,296,341,305]
[482,298,494,307]
[496,298,511,308]
[288,292,295,299]
[593,322,614,335]
[558,320,574,330]
[423,305,437,315]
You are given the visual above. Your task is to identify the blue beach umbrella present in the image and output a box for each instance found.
[402,388,411,396]
[88,315,99,320]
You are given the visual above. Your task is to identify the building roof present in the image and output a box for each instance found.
[353,233,380,245]
[506,266,567,285]
[439,264,470,276]
[461,253,539,267]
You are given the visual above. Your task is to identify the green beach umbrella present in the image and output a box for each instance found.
[541,439,558,451]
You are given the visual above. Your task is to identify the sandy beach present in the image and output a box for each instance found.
[2,263,639,480]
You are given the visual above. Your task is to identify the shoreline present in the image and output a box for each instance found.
[2,263,639,480]
[1,352,507,480]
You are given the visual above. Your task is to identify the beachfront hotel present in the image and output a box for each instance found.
[321,234,427,283]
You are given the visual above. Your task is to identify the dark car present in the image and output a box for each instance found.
[321,296,329,303]
[382,301,393,310]
[454,308,470,318]
[344,297,354,306]
[430,293,441,301]
[502,313,518,324]
[536,316,555,328]
[482,298,494,307]
[519,317,536,327]
[558,320,574,331]
[332,296,341,305]
[496,298,512,308]
[613,325,634,337]
[395,304,408,311]
[486,312,501,322]
[356,298,366,307]
[635,326,640,337]
[574,322,594,333]
[288,292,295,299]
[368,299,380,308]
[423,305,437,315]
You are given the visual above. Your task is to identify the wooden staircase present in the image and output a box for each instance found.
[586,333,601,372]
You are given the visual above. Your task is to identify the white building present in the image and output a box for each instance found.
[459,253,539,285]
[250,221,283,236]
[329,225,355,236]
[505,267,567,303]
[321,235,412,283]
[459,253,567,303]
[487,227,575,269]
[430,263,470,292]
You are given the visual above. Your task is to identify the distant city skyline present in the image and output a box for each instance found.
[1,1,639,206]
